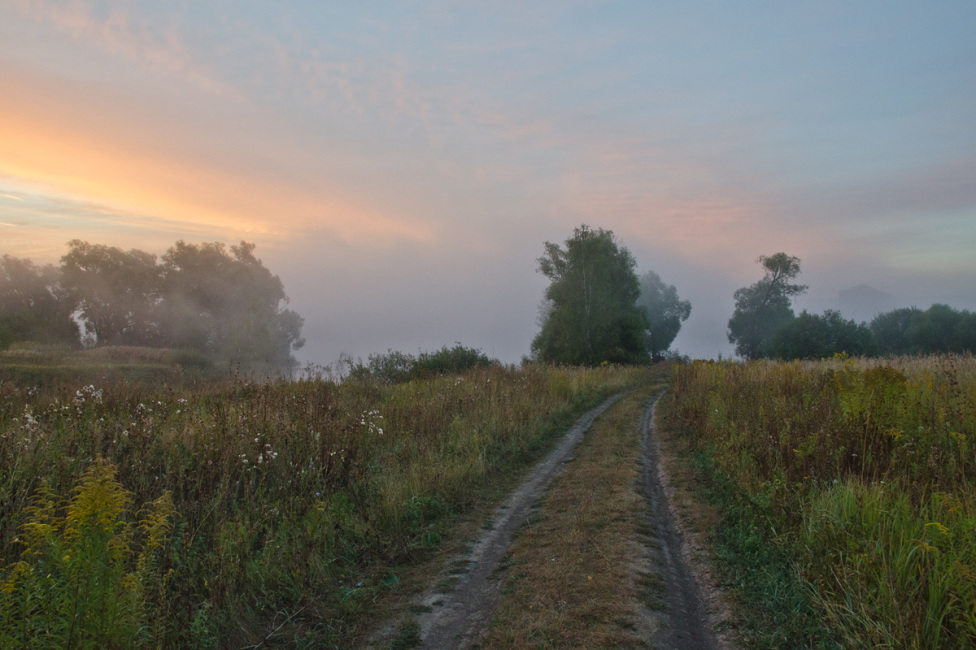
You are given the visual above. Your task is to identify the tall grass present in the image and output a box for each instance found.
[0,363,646,647]
[666,355,976,648]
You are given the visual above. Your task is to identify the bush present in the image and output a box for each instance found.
[413,344,497,378]
[349,344,498,384]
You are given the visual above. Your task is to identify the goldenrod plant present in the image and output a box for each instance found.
[0,460,174,648]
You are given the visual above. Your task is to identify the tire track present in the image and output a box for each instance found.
[414,393,626,650]
[639,396,720,650]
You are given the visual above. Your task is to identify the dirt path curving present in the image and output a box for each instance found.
[413,393,626,650]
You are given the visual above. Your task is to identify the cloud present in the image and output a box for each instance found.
[0,60,435,255]
[9,0,239,98]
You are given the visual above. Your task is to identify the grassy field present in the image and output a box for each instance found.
[0,362,649,647]
[665,355,976,649]
[0,345,217,388]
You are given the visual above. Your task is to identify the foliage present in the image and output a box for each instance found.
[0,255,79,350]
[771,310,875,360]
[61,240,163,348]
[2,240,304,370]
[348,344,497,384]
[727,253,807,359]
[871,304,976,356]
[532,225,648,365]
[666,356,976,647]
[414,343,497,378]
[0,364,646,646]
[636,270,691,361]
[0,461,174,648]
[159,240,304,369]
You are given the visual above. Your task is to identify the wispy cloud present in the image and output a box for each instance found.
[9,0,240,98]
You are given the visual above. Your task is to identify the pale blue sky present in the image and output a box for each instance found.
[2,1,974,361]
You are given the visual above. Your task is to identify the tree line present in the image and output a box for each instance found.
[727,253,976,360]
[0,240,304,369]
[530,225,975,366]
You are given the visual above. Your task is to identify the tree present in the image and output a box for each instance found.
[60,241,162,346]
[0,255,79,349]
[870,304,976,356]
[531,225,648,365]
[727,252,807,359]
[770,310,875,360]
[869,307,919,356]
[636,270,691,361]
[160,241,304,369]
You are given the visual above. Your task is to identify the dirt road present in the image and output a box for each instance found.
[398,392,725,649]
[413,394,625,649]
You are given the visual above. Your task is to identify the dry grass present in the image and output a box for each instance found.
[481,383,665,648]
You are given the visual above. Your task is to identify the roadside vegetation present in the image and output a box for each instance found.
[0,361,646,647]
[665,355,976,648]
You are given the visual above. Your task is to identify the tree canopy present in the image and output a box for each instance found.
[0,255,79,349]
[770,309,875,360]
[531,225,648,365]
[0,240,304,370]
[870,304,976,356]
[727,252,807,359]
[159,241,304,368]
[636,270,691,361]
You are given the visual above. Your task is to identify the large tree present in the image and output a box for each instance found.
[60,240,162,346]
[531,225,648,365]
[636,270,691,361]
[727,252,807,359]
[0,255,79,349]
[160,241,304,368]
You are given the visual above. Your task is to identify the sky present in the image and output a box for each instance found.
[2,1,975,364]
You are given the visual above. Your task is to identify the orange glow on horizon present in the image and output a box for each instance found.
[0,74,434,253]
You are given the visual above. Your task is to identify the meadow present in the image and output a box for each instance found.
[0,361,648,648]
[665,355,976,649]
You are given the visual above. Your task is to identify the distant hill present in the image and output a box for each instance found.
[839,284,898,323]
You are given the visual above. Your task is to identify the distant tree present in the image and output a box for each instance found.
[727,253,807,359]
[60,241,162,346]
[160,241,304,369]
[0,254,79,349]
[531,225,648,365]
[871,304,976,356]
[770,310,875,360]
[869,307,919,356]
[952,311,976,353]
[906,304,961,354]
[636,271,691,361]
